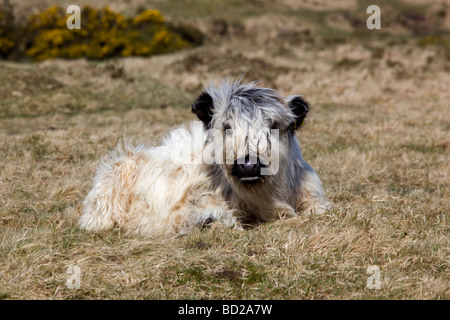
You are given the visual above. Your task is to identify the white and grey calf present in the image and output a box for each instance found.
[79,80,330,236]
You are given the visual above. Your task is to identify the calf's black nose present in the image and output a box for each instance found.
[231,156,262,178]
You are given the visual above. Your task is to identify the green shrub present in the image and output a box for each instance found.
[0,4,203,61]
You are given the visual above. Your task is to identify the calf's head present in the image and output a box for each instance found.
[192,81,309,187]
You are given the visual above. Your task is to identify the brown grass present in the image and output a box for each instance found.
[0,0,449,299]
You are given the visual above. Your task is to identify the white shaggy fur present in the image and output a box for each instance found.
[80,80,329,236]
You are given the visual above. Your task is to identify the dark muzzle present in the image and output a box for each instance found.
[231,155,266,183]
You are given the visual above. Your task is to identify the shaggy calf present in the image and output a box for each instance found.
[79,80,329,235]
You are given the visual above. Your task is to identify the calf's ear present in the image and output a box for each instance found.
[192,91,213,127]
[286,95,309,130]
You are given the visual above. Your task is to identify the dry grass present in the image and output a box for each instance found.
[0,0,449,299]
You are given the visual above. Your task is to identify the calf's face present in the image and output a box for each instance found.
[192,84,309,187]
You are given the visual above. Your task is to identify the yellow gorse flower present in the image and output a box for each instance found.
[133,9,165,25]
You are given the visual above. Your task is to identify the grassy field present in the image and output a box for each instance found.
[0,0,449,299]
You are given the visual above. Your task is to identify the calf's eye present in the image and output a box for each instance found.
[270,121,278,130]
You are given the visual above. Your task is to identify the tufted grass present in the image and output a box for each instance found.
[0,0,448,299]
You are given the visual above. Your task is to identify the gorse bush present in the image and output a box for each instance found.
[0,4,203,61]
[0,0,14,58]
